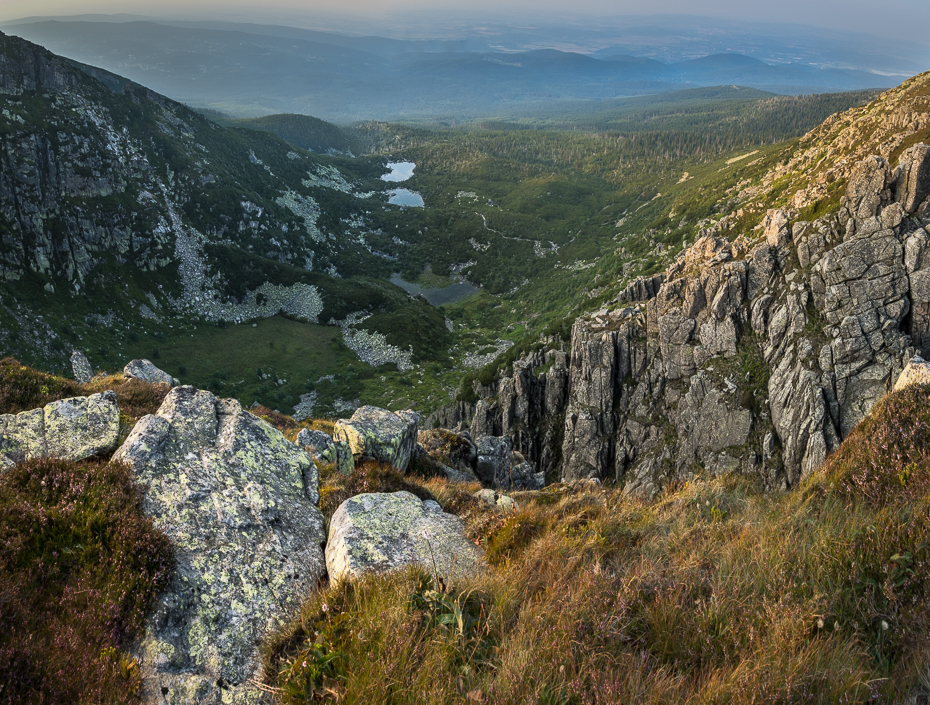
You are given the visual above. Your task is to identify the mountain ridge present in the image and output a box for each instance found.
[3,19,899,120]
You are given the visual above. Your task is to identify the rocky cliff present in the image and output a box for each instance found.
[434,141,930,495]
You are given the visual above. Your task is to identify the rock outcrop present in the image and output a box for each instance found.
[0,391,119,469]
[325,491,483,585]
[334,406,420,472]
[70,350,93,383]
[296,427,354,475]
[436,146,930,497]
[113,386,326,705]
[894,355,930,391]
[123,358,178,387]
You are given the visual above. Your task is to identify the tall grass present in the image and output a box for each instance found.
[268,386,930,703]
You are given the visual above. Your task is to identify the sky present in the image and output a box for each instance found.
[2,0,930,43]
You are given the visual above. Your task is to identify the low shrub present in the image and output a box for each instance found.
[0,357,82,414]
[0,458,173,703]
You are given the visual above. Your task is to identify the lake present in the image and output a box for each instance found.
[387,188,424,207]
[381,161,415,182]
[390,274,480,306]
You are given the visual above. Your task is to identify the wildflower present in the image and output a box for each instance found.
[321,602,328,613]
[817,618,824,629]
[881,620,889,631]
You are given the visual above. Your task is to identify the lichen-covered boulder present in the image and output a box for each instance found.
[333,406,420,472]
[70,350,93,383]
[0,391,119,470]
[894,355,930,392]
[417,428,478,474]
[326,491,483,585]
[113,386,326,705]
[123,358,178,386]
[296,428,354,474]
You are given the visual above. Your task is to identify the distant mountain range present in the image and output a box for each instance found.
[1,17,911,122]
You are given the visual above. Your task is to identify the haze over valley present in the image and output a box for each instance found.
[2,13,925,120]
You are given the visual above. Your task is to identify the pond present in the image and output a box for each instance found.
[390,274,480,306]
[381,161,416,182]
[387,188,424,207]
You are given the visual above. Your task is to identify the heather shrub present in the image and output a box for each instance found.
[817,382,930,509]
[0,360,170,444]
[87,376,170,422]
[0,458,173,703]
[0,356,82,413]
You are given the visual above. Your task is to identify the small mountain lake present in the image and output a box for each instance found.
[381,161,416,182]
[387,188,424,207]
[390,274,480,306]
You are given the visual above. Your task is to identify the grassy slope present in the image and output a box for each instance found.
[268,383,930,703]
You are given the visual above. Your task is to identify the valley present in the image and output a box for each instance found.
[6,14,930,701]
[0,43,877,419]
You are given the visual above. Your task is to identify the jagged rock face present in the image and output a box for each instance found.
[894,143,930,214]
[124,358,178,386]
[504,461,545,491]
[0,391,119,469]
[334,406,420,472]
[113,386,326,705]
[474,435,513,487]
[325,491,484,585]
[296,428,354,475]
[437,146,930,496]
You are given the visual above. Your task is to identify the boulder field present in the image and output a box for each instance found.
[0,383,496,704]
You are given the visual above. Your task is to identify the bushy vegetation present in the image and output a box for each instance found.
[0,356,83,413]
[266,384,930,703]
[0,458,173,703]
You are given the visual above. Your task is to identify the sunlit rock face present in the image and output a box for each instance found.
[432,146,930,497]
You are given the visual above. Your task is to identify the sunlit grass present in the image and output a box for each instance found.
[268,385,930,703]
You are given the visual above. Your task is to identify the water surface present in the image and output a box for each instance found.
[387,188,424,207]
[381,161,415,182]
[390,274,480,306]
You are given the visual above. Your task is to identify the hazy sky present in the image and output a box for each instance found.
[3,0,930,43]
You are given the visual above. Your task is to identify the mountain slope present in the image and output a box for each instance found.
[0,30,454,407]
